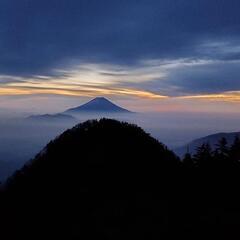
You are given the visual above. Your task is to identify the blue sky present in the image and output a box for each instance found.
[1,0,240,113]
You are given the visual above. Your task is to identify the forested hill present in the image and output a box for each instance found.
[1,119,240,239]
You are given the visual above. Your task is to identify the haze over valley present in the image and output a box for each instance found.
[0,97,239,181]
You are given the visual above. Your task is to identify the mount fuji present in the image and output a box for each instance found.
[65,97,131,114]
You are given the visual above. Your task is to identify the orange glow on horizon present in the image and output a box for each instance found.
[0,84,167,100]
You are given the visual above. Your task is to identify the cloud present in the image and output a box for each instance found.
[0,62,170,99]
[1,0,240,77]
[164,59,240,95]
[0,58,214,98]
[0,58,240,103]
[0,0,240,107]
[178,91,240,103]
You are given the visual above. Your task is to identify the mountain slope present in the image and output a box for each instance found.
[65,97,131,113]
[2,119,178,239]
[2,120,240,239]
[174,131,240,157]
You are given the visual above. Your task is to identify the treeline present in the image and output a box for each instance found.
[182,136,240,168]
[177,136,240,239]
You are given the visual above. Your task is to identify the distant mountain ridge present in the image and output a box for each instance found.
[27,97,132,122]
[174,131,240,157]
[65,97,131,113]
[27,113,76,122]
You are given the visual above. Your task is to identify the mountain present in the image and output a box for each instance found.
[174,131,240,157]
[65,97,131,113]
[2,119,240,239]
[2,119,178,239]
[27,113,76,122]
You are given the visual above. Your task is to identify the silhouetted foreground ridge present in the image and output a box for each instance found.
[1,119,240,239]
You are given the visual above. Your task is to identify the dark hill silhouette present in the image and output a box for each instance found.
[65,97,131,113]
[1,119,178,239]
[2,119,240,239]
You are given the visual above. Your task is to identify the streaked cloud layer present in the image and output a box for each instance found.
[0,0,240,111]
[1,58,240,103]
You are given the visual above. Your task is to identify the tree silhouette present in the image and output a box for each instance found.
[229,135,240,164]
[193,143,212,167]
[214,137,229,163]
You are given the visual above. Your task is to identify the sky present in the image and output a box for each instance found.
[1,0,240,113]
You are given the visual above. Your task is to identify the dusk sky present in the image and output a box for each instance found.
[1,0,240,113]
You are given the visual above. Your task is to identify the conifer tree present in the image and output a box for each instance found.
[215,137,229,162]
[229,135,240,163]
[193,143,212,167]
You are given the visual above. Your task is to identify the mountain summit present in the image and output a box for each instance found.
[65,97,131,113]
[3,119,177,239]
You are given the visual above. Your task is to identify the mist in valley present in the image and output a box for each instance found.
[0,110,240,181]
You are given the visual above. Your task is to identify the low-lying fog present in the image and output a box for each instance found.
[0,111,240,181]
